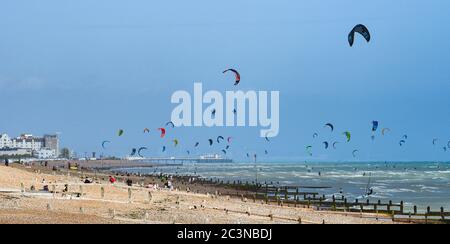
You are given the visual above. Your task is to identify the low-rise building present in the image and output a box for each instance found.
[33,148,56,159]
[0,148,32,157]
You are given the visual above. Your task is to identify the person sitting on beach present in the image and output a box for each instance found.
[84,177,93,184]
[126,179,133,187]
[145,183,155,189]
[167,180,173,190]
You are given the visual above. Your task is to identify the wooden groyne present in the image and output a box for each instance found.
[184,176,450,224]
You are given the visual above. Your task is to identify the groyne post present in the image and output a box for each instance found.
[101,187,105,199]
[128,188,132,203]
[344,198,348,211]
[265,185,268,199]
[144,211,149,222]
[147,191,152,203]
[109,209,116,219]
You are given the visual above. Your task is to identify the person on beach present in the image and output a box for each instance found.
[4,158,9,167]
[126,179,133,187]
[167,180,173,190]
[109,176,116,184]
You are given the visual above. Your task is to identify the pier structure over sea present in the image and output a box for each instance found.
[35,156,232,171]
[127,156,233,164]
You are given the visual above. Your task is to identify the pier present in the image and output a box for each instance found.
[37,157,232,171]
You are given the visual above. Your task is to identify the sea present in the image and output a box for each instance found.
[118,161,450,212]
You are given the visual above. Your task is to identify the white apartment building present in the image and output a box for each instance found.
[1,134,42,150]
[0,133,59,159]
[0,134,12,148]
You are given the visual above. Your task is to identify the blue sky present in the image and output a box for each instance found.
[1,0,450,161]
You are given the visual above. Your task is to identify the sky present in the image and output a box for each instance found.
[1,0,450,162]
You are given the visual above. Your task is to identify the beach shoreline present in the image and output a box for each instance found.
[0,163,402,224]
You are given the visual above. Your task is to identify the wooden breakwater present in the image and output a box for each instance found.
[184,176,450,224]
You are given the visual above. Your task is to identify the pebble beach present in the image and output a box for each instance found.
[0,164,396,224]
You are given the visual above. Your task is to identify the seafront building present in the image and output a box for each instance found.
[0,133,59,159]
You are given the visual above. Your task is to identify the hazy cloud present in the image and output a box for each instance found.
[0,76,47,90]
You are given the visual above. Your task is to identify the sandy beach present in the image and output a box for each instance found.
[0,164,397,224]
